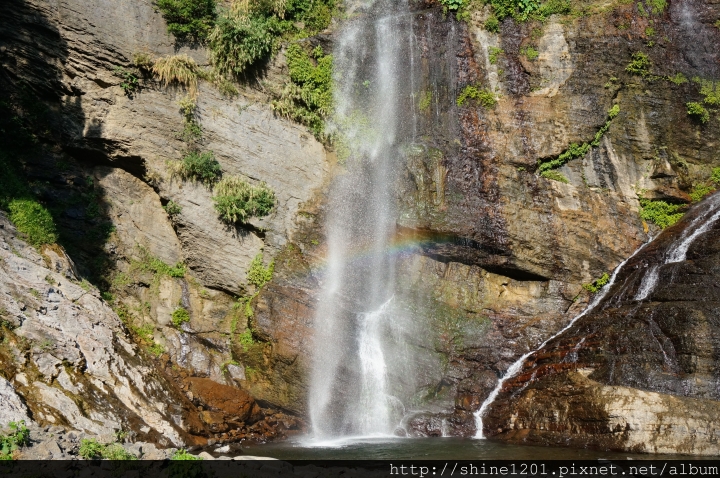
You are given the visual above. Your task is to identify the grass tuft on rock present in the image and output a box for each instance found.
[152,54,203,96]
[212,176,275,224]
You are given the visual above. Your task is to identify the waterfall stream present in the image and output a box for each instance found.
[471,246,644,438]
[307,0,418,440]
[474,194,720,438]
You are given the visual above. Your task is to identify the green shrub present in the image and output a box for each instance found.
[582,273,609,293]
[687,102,710,123]
[0,421,29,459]
[156,0,217,42]
[79,438,105,459]
[171,449,202,460]
[646,0,667,14]
[147,342,165,356]
[113,67,140,95]
[697,78,720,106]
[247,253,274,288]
[711,167,720,184]
[208,11,278,77]
[457,86,497,108]
[171,307,190,328]
[163,200,183,217]
[271,44,333,138]
[78,438,136,460]
[439,0,465,11]
[715,19,720,29]
[540,170,569,183]
[625,52,651,77]
[133,52,154,70]
[176,151,222,184]
[520,46,539,61]
[8,199,58,246]
[488,46,504,65]
[238,328,255,350]
[639,198,685,229]
[484,16,500,32]
[205,0,335,78]
[689,183,715,203]
[212,175,275,223]
[101,443,137,460]
[667,73,687,85]
[134,247,186,279]
[475,0,570,22]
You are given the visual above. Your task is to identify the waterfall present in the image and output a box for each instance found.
[472,246,647,438]
[307,0,417,440]
[634,193,720,301]
[474,194,720,438]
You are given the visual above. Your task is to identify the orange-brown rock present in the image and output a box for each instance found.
[186,377,263,425]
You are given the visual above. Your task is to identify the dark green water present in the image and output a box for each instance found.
[237,437,694,460]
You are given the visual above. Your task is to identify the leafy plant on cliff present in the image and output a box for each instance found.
[0,421,29,460]
[156,0,217,42]
[582,273,609,293]
[689,183,715,203]
[696,78,720,106]
[639,198,685,229]
[208,0,335,78]
[520,46,539,61]
[540,170,569,183]
[163,200,183,218]
[645,0,667,14]
[271,44,333,139]
[7,199,58,247]
[667,73,688,85]
[208,9,277,77]
[711,167,720,185]
[625,52,651,77]
[537,105,620,173]
[78,438,136,460]
[173,151,222,184]
[484,15,500,32]
[687,102,710,123]
[113,67,140,96]
[488,46,504,65]
[212,175,275,224]
[171,449,202,460]
[0,151,58,249]
[171,307,191,328]
[247,253,275,288]
[457,86,497,108]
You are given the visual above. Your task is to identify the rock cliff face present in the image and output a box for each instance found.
[1,0,719,455]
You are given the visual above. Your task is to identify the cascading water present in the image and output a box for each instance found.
[474,193,720,438]
[473,244,650,438]
[307,0,419,440]
[634,193,720,301]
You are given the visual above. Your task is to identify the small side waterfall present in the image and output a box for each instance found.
[634,193,720,301]
[307,0,419,440]
[472,245,645,437]
[474,194,720,438]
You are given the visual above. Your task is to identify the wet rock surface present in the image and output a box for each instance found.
[485,194,720,454]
